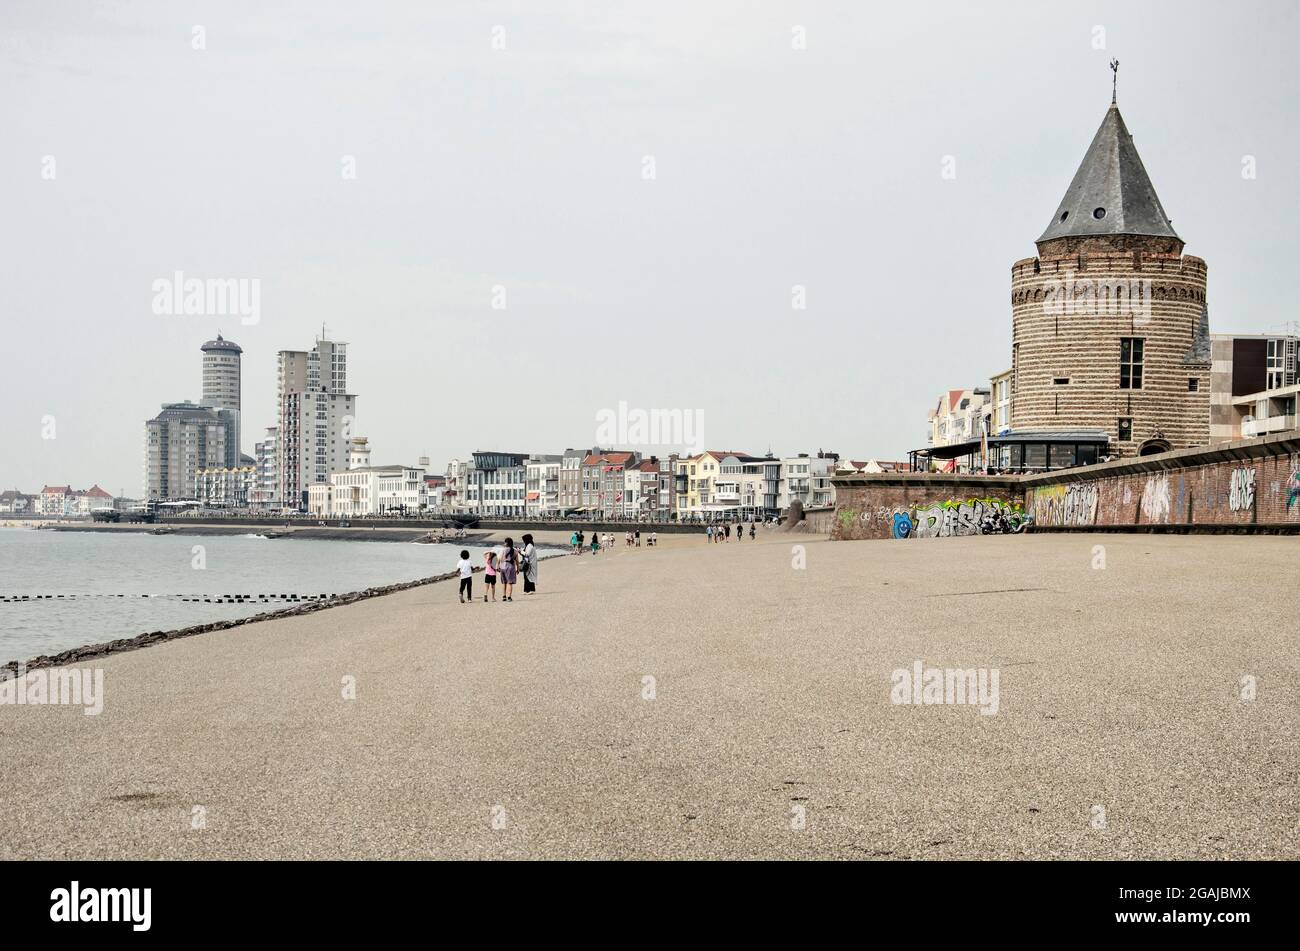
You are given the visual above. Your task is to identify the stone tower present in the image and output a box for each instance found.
[1010,100,1210,456]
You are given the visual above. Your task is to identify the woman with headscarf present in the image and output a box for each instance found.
[521,533,538,595]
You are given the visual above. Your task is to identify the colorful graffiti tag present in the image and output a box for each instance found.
[1031,483,1099,527]
[1288,466,1300,511]
[1228,466,1257,512]
[885,498,1030,539]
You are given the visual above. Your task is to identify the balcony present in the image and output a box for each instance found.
[1242,415,1297,437]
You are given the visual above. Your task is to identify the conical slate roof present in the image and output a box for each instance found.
[1038,103,1179,243]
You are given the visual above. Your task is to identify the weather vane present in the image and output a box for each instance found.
[1110,58,1119,104]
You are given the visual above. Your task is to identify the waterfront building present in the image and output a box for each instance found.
[145,401,229,500]
[1010,96,1210,456]
[581,450,638,518]
[714,454,781,520]
[424,474,447,512]
[73,485,115,515]
[989,369,1013,435]
[252,426,278,507]
[443,458,469,514]
[0,490,36,514]
[526,455,562,517]
[311,463,426,516]
[200,334,243,467]
[559,448,593,513]
[1209,333,1300,443]
[194,466,257,508]
[927,389,989,450]
[277,334,356,510]
[657,454,678,520]
[466,451,529,518]
[777,452,839,511]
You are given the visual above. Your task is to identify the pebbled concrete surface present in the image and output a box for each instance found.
[1,531,1297,859]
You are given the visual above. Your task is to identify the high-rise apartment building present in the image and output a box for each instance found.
[144,401,229,500]
[200,334,242,467]
[276,335,357,510]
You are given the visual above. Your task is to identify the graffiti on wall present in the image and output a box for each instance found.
[1288,466,1300,511]
[884,498,1030,539]
[1032,483,1099,527]
[1228,467,1257,512]
[1140,473,1171,523]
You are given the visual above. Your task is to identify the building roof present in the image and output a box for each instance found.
[41,485,71,494]
[200,333,243,354]
[1037,103,1179,244]
[0,489,33,501]
[584,451,637,466]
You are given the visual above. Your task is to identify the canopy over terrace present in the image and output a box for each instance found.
[909,430,1110,475]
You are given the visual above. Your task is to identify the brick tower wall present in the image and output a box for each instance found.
[1010,237,1210,456]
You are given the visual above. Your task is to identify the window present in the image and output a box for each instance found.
[1188,378,1199,392]
[1120,338,1144,389]
[1118,418,1133,441]
[1053,377,1070,386]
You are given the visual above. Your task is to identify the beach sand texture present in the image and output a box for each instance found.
[1,530,1297,860]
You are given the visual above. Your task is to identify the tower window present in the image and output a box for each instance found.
[1120,338,1144,389]
[1093,207,1107,219]
[1053,377,1070,385]
[1118,418,1133,441]
[1188,378,1199,392]
[1059,211,1069,221]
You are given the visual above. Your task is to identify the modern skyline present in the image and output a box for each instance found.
[4,1,1299,493]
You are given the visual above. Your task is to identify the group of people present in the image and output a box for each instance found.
[567,528,658,555]
[455,534,538,604]
[706,522,757,543]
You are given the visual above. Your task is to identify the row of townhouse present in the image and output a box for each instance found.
[436,447,844,521]
[2,485,116,516]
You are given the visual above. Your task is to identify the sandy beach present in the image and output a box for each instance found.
[1,530,1297,860]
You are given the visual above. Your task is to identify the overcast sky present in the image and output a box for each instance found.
[3,0,1298,495]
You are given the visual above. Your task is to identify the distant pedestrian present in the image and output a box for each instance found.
[706,525,713,543]
[590,532,601,555]
[724,524,731,542]
[498,537,519,601]
[483,550,498,602]
[577,530,585,554]
[625,530,633,547]
[456,549,473,604]
[650,531,658,546]
[635,529,641,547]
[521,534,538,595]
[749,522,756,540]
[570,530,579,554]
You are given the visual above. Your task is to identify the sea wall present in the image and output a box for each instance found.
[831,430,1300,539]
[1024,431,1300,531]
[831,474,1025,540]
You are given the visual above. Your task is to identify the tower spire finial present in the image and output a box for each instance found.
[1110,58,1119,104]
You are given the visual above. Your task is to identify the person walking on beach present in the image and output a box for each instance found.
[570,530,579,554]
[456,549,473,604]
[706,525,713,543]
[590,531,601,555]
[749,522,756,540]
[650,531,657,547]
[498,537,519,601]
[482,550,498,602]
[521,534,538,595]
[577,529,585,554]
[724,523,731,542]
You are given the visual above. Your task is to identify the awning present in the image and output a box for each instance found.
[525,491,539,500]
